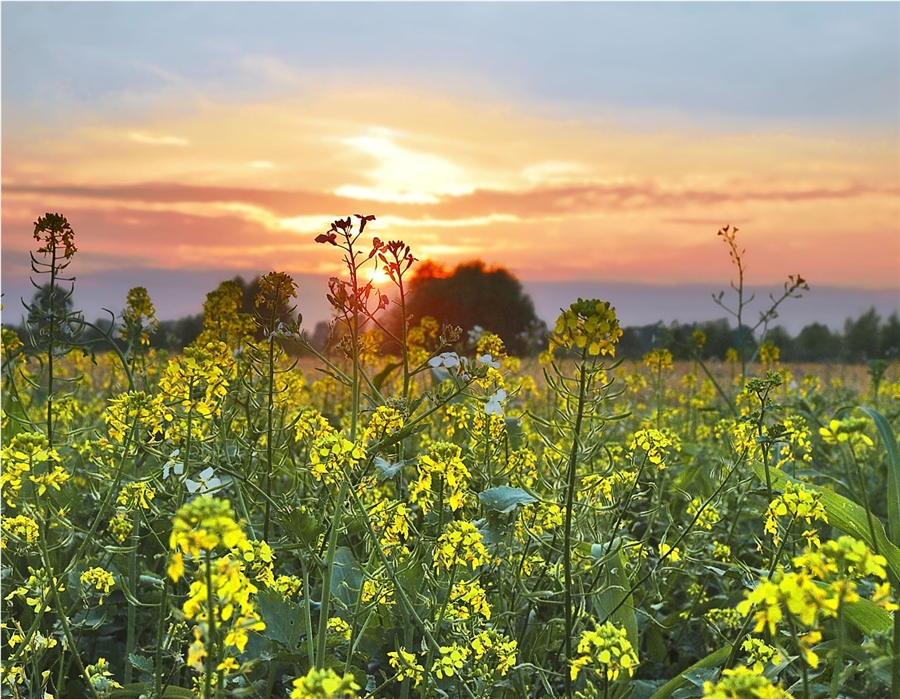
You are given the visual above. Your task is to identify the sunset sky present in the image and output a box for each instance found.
[2,2,898,331]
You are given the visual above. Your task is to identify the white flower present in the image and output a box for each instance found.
[162,450,183,480]
[485,389,507,416]
[429,352,461,369]
[477,354,500,369]
[185,467,222,494]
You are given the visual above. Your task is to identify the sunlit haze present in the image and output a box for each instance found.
[2,3,898,331]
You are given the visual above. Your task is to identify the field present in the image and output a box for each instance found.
[3,219,900,699]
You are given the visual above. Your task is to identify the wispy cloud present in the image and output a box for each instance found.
[129,132,190,147]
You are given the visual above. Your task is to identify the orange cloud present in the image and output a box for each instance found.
[3,85,898,289]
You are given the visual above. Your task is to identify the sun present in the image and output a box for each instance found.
[367,265,392,286]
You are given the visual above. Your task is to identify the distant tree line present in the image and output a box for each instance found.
[5,272,898,365]
[619,307,900,363]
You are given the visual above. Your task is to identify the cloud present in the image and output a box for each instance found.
[129,132,190,146]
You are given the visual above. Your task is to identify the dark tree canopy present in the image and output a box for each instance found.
[401,260,545,355]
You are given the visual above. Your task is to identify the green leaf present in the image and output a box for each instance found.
[591,547,638,649]
[844,597,893,635]
[857,406,900,548]
[331,547,362,607]
[257,588,305,650]
[648,645,731,699]
[127,654,154,676]
[478,486,537,513]
[753,462,900,580]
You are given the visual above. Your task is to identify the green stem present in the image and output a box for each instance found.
[124,511,140,684]
[204,551,217,699]
[263,332,276,542]
[563,350,590,699]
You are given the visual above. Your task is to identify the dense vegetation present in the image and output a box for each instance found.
[2,214,900,699]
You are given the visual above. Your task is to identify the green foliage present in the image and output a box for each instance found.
[2,214,899,699]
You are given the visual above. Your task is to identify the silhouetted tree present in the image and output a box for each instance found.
[399,260,546,355]
[880,311,900,359]
[844,307,881,362]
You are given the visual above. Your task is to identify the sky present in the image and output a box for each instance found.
[2,2,898,332]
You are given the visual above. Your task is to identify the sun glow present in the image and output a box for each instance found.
[367,265,393,286]
[334,128,476,204]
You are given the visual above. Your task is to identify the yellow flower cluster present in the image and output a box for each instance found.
[643,348,674,373]
[168,497,248,582]
[290,667,360,699]
[103,390,170,443]
[327,617,352,641]
[157,341,232,422]
[471,629,518,678]
[431,644,471,679]
[446,579,492,621]
[741,637,784,673]
[388,648,424,686]
[308,433,366,484]
[763,481,827,548]
[702,666,793,698]
[80,567,115,603]
[197,280,255,346]
[368,499,412,557]
[704,607,743,631]
[364,405,405,444]
[551,298,622,358]
[117,481,156,511]
[570,621,639,682]
[239,539,276,587]
[1,432,61,506]
[434,521,488,571]
[411,442,471,514]
[294,407,334,443]
[793,535,895,610]
[107,511,133,544]
[758,341,780,366]
[121,286,159,347]
[631,429,675,470]
[5,567,65,614]
[1,514,40,548]
[183,556,266,669]
[687,497,720,530]
[819,417,874,447]
[515,502,564,543]
[580,470,637,506]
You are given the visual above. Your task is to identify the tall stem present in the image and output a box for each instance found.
[563,349,590,699]
[263,331,276,541]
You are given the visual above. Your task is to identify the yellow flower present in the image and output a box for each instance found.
[327,617,352,641]
[702,666,793,698]
[551,298,622,358]
[741,637,783,673]
[308,434,366,484]
[431,644,471,679]
[571,621,639,682]
[169,497,248,561]
[471,629,518,678]
[763,481,827,548]
[433,521,488,571]
[388,648,424,686]
[1,514,40,547]
[290,667,360,698]
[117,482,156,511]
[410,442,471,515]
[80,567,115,603]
